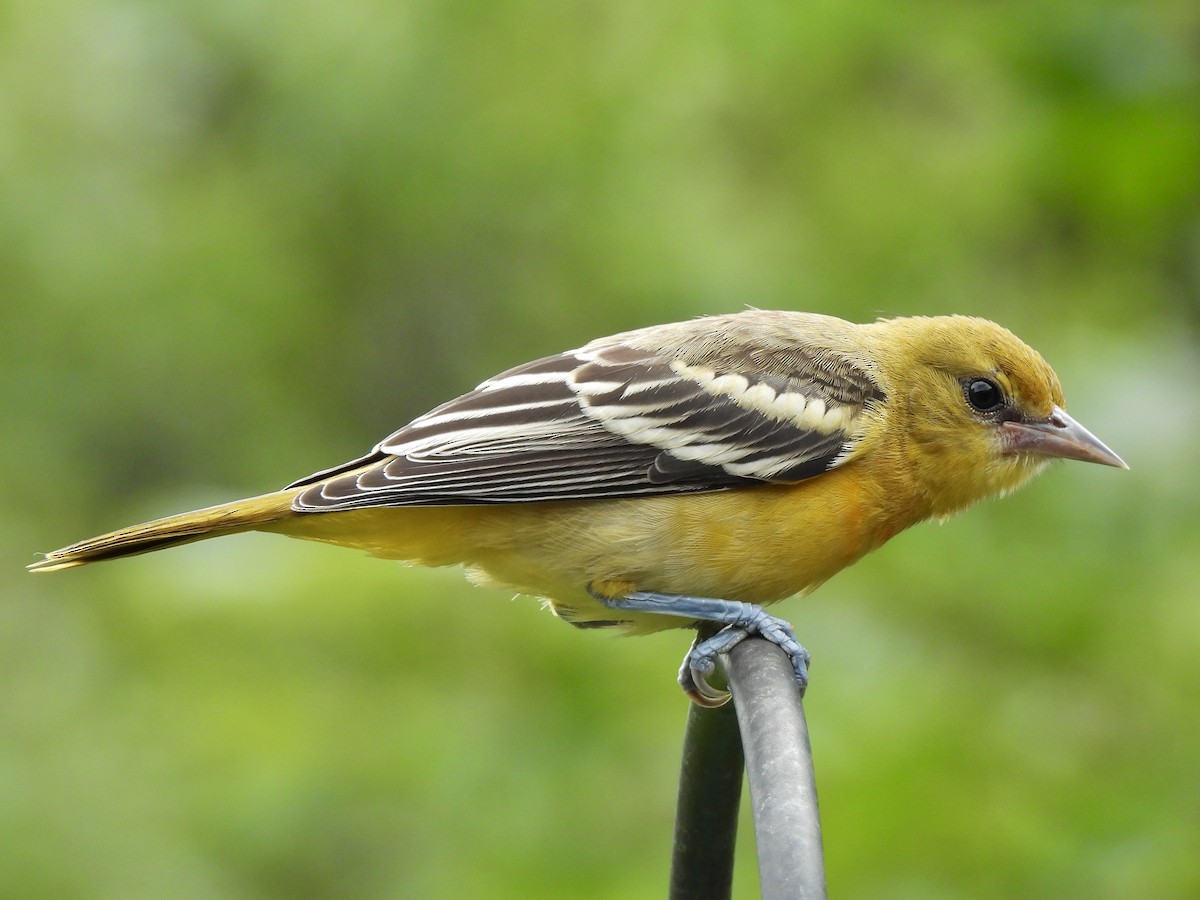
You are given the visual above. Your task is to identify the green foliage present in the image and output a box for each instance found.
[3,1,1198,897]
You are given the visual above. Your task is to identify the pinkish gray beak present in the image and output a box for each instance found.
[1002,406,1127,469]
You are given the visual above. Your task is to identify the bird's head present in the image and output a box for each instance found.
[871,316,1126,517]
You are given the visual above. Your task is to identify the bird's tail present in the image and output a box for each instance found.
[27,490,299,573]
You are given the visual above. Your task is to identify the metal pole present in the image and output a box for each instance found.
[669,695,744,899]
[727,637,826,900]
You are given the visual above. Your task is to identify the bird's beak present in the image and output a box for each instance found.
[1002,406,1128,469]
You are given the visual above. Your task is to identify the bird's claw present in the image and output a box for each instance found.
[679,652,731,707]
[679,617,811,706]
[585,587,811,705]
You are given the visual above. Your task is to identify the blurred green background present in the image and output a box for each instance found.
[4,1,1199,897]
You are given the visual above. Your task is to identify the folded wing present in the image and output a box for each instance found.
[288,336,883,510]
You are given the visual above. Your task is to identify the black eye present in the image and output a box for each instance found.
[964,378,1005,413]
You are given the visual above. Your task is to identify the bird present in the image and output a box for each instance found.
[28,311,1127,704]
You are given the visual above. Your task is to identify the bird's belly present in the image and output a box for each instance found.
[461,470,916,629]
[271,466,920,633]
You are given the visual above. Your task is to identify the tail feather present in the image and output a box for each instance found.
[28,490,299,572]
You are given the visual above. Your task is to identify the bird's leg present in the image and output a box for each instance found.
[587,588,811,707]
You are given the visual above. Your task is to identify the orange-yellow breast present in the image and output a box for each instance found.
[267,452,930,634]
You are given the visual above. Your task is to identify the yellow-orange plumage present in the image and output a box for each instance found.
[29,312,1125,696]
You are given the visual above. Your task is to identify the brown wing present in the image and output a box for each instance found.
[288,332,883,511]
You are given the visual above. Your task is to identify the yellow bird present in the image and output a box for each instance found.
[29,311,1126,704]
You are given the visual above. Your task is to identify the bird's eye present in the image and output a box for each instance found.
[964,378,1005,413]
